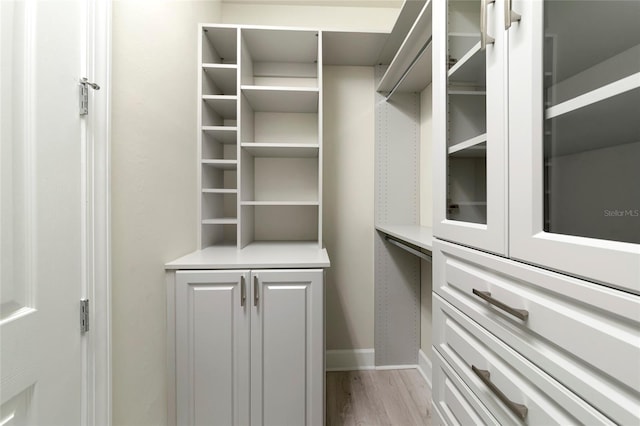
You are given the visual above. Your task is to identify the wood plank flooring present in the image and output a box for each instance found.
[326,369,433,426]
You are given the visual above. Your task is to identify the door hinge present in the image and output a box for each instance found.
[80,299,90,333]
[79,77,100,116]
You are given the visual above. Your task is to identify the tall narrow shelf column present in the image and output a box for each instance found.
[199,25,239,247]
[239,28,323,249]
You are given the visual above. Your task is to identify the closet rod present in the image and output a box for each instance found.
[385,37,432,101]
[385,236,432,262]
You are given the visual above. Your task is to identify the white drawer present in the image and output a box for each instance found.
[433,240,640,425]
[434,294,614,425]
[432,350,499,426]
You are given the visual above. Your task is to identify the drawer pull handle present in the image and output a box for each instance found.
[472,289,529,321]
[472,365,528,420]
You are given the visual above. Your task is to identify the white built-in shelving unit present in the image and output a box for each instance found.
[198,25,323,249]
[373,0,434,368]
[377,0,432,96]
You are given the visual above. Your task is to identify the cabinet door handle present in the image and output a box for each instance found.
[472,289,529,321]
[481,0,496,50]
[241,276,246,307]
[472,365,528,420]
[504,0,521,30]
[253,275,259,307]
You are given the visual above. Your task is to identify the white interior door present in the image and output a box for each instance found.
[1,0,90,423]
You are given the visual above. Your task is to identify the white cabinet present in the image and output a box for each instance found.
[434,0,640,291]
[173,268,324,426]
[433,1,640,424]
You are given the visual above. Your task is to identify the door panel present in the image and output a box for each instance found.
[433,0,508,255]
[175,270,250,426]
[508,0,640,292]
[250,269,323,426]
[1,0,86,423]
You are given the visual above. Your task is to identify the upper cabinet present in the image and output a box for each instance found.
[433,0,508,255]
[508,0,640,292]
[434,1,640,292]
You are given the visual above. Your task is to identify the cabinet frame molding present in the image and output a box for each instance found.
[433,0,509,256]
[507,0,640,293]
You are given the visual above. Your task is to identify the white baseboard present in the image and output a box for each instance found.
[326,349,375,371]
[326,348,433,382]
[417,348,433,389]
[375,364,418,371]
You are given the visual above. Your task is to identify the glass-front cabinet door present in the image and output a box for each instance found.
[433,0,508,255]
[509,0,640,293]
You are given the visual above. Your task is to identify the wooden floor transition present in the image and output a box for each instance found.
[326,369,433,426]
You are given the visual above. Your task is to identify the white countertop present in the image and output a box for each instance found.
[375,224,434,251]
[165,241,330,270]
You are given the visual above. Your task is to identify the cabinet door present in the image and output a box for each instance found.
[175,270,250,426]
[250,269,324,426]
[508,0,640,292]
[433,0,508,255]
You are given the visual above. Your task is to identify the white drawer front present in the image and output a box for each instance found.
[432,350,499,426]
[433,240,640,425]
[434,294,614,425]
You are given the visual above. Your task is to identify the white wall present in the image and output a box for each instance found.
[323,66,375,350]
[111,1,222,424]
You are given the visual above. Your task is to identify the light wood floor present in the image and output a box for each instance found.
[326,369,433,426]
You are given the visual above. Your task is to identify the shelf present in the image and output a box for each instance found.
[201,159,237,170]
[448,42,484,85]
[165,241,330,270]
[202,95,237,118]
[202,188,237,194]
[375,224,433,252]
[450,201,487,206]
[202,25,237,64]
[242,86,319,113]
[322,31,388,66]
[202,126,237,144]
[241,143,319,158]
[448,90,486,96]
[202,218,238,225]
[448,94,486,145]
[449,134,487,157]
[377,0,432,94]
[242,28,318,64]
[546,73,640,119]
[544,1,640,84]
[376,0,427,64]
[546,83,640,157]
[241,201,319,206]
[448,33,479,64]
[202,64,237,95]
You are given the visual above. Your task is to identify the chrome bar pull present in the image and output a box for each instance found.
[253,275,259,307]
[472,366,528,420]
[481,0,496,50]
[241,276,246,307]
[472,289,529,321]
[504,0,521,30]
